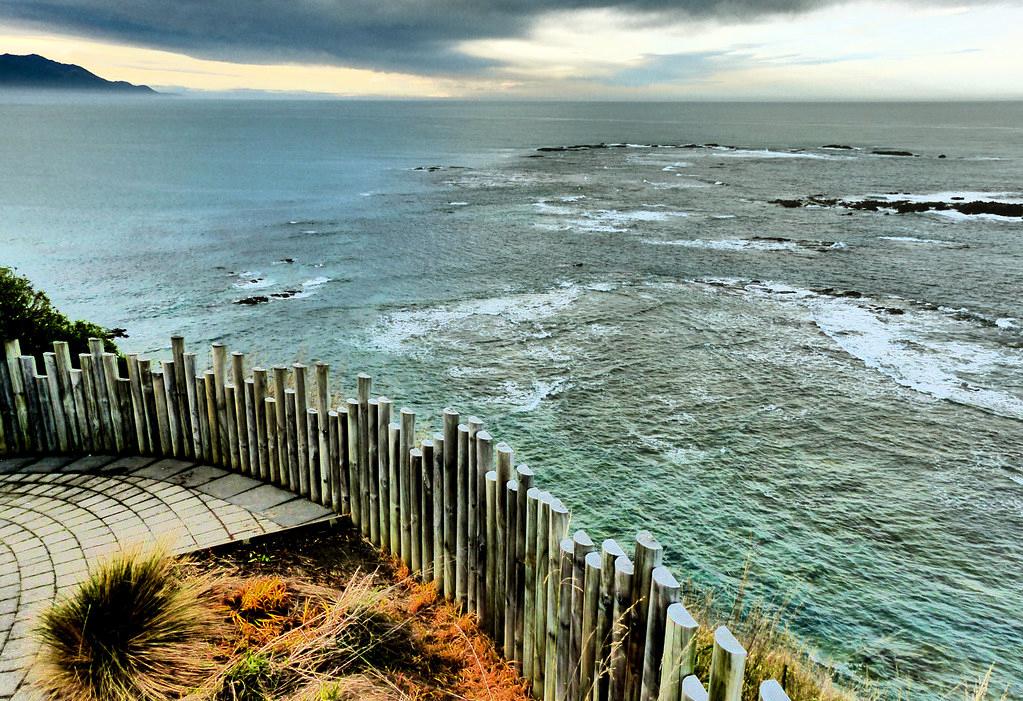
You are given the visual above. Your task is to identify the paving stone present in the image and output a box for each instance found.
[225,483,297,512]
[130,458,195,481]
[260,499,333,527]
[0,458,38,474]
[196,473,264,501]
[96,456,155,473]
[18,456,75,473]
[57,455,117,473]
[164,465,229,488]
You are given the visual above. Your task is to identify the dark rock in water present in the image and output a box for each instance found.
[840,291,863,298]
[527,154,544,158]
[872,149,917,157]
[271,290,300,299]
[771,199,805,208]
[281,258,295,264]
[938,154,947,159]
[235,296,269,305]
[771,194,1023,218]
[823,144,855,150]
[573,262,584,267]
[881,307,905,315]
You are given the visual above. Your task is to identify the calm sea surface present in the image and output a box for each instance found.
[2,98,1021,698]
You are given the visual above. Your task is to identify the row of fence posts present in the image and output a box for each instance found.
[0,335,792,701]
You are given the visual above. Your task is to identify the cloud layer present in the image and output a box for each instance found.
[0,0,993,75]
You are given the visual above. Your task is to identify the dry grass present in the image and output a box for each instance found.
[33,548,216,701]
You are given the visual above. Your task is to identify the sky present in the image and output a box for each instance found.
[1,0,1021,99]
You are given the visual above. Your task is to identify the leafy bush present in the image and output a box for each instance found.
[34,548,214,701]
[0,266,120,357]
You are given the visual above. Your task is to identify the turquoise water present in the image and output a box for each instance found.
[1,98,1021,698]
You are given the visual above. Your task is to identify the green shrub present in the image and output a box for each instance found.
[34,548,214,701]
[0,266,121,358]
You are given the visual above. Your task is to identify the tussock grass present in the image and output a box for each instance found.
[34,548,215,701]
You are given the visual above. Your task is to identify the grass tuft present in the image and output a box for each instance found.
[34,548,215,701]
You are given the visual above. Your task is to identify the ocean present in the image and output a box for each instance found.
[1,97,1021,698]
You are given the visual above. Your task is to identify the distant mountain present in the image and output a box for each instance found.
[0,53,156,93]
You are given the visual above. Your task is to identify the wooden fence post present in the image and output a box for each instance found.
[294,363,309,493]
[707,628,747,701]
[532,490,553,698]
[421,438,435,579]
[502,478,520,658]
[184,353,202,461]
[231,353,249,473]
[316,362,331,505]
[410,446,424,574]
[545,498,571,701]
[571,530,596,701]
[400,407,416,567]
[211,343,228,466]
[387,419,401,552]
[466,417,484,611]
[442,408,459,600]
[641,567,681,701]
[377,398,393,539]
[484,470,499,633]
[610,554,635,701]
[432,433,445,586]
[357,374,372,538]
[758,680,790,701]
[681,676,708,701]
[474,429,494,617]
[596,539,627,701]
[658,603,698,701]
[627,532,664,701]
[555,536,575,701]
[171,336,191,458]
[272,366,288,483]
[285,389,299,491]
[41,353,68,452]
[265,396,279,484]
[347,399,361,524]
[455,422,470,608]
[367,397,380,543]
[328,409,341,512]
[580,550,603,701]
[253,368,269,480]
[523,486,542,684]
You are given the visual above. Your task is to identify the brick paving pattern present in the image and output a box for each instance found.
[0,455,333,700]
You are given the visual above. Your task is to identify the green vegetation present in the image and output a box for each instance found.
[35,549,214,701]
[0,266,120,357]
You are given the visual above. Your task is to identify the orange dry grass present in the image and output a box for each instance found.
[221,576,294,646]
[391,573,529,701]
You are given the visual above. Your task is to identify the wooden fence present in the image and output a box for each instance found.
[0,335,792,701]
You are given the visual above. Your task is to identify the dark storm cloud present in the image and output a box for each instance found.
[0,0,996,74]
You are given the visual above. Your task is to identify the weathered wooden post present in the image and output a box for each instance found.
[681,676,708,701]
[224,383,238,467]
[432,433,445,586]
[68,368,89,453]
[442,408,459,599]
[315,362,331,504]
[484,470,499,633]
[474,429,494,617]
[184,353,203,461]
[580,550,603,701]
[102,353,125,453]
[410,446,424,574]
[628,532,664,701]
[367,397,380,542]
[377,398,393,539]
[514,464,534,663]
[455,422,470,607]
[203,368,219,465]
[707,627,747,701]
[292,364,308,493]
[152,368,172,455]
[555,536,575,701]
[544,498,571,701]
[466,417,484,610]
[400,407,416,567]
[41,353,68,452]
[245,380,258,475]
[758,679,790,701]
[346,398,361,522]
[265,396,279,483]
[421,438,435,579]
[253,368,269,480]
[657,603,698,701]
[523,486,543,684]
[87,338,111,450]
[388,420,401,552]
[4,340,29,450]
[532,490,553,697]
[641,567,681,701]
[340,403,353,514]
[495,443,515,637]
[171,336,192,458]
[196,374,211,461]
[503,478,520,659]
[610,554,635,701]
[285,389,299,492]
[211,343,228,465]
[596,539,627,701]
[272,366,288,484]
[328,409,341,512]
[358,374,372,538]
[571,530,597,701]
[306,408,320,499]
[232,352,249,472]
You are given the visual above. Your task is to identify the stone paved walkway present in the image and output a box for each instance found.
[0,455,334,700]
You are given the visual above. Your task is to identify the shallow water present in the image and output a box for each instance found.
[1,98,1021,699]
